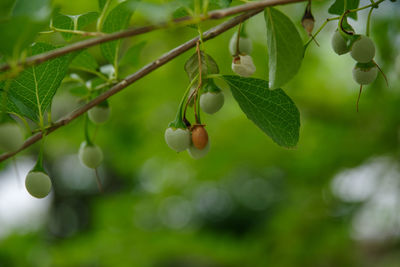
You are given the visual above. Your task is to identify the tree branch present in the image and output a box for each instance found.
[0,0,305,72]
[0,9,263,163]
[0,0,308,163]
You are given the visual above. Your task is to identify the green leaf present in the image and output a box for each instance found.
[69,85,88,97]
[264,8,304,89]
[12,0,50,18]
[328,0,360,20]
[119,41,146,67]
[52,12,99,41]
[0,0,51,58]
[137,2,174,23]
[184,52,219,81]
[178,0,231,10]
[209,0,231,9]
[0,0,16,20]
[70,50,99,73]
[98,0,109,10]
[1,43,72,122]
[100,0,138,65]
[52,13,73,40]
[172,8,197,29]
[77,12,99,29]
[223,75,300,148]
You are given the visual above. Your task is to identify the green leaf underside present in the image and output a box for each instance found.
[328,0,360,20]
[70,50,99,73]
[264,8,303,90]
[52,12,99,40]
[223,75,300,148]
[184,51,219,81]
[100,0,137,65]
[1,43,72,122]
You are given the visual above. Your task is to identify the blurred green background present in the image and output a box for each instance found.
[1,0,400,266]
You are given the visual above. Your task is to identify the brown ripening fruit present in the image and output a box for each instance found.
[191,125,208,150]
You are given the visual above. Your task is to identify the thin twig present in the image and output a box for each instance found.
[0,0,306,72]
[194,41,203,124]
[373,60,389,87]
[356,84,363,112]
[94,168,103,192]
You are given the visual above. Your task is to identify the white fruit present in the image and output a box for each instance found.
[331,31,349,55]
[352,65,378,85]
[229,32,253,56]
[200,92,224,114]
[25,171,52,198]
[164,127,191,152]
[232,55,256,77]
[88,106,111,124]
[350,35,375,63]
[79,142,104,169]
[187,141,210,159]
[0,123,24,152]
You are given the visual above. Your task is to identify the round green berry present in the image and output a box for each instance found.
[25,171,52,198]
[229,32,252,56]
[352,64,378,85]
[79,142,103,169]
[200,92,224,114]
[350,35,375,63]
[331,31,349,55]
[165,127,191,152]
[232,55,256,77]
[187,141,210,159]
[0,123,24,152]
[88,106,111,124]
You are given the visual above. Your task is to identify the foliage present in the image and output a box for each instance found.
[0,0,399,266]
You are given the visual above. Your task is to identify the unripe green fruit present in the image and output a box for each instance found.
[229,32,252,56]
[200,92,224,114]
[88,106,111,124]
[331,31,349,55]
[352,64,378,85]
[0,123,24,152]
[79,142,103,169]
[164,127,191,152]
[25,171,52,198]
[350,35,375,63]
[187,141,210,159]
[232,55,256,77]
